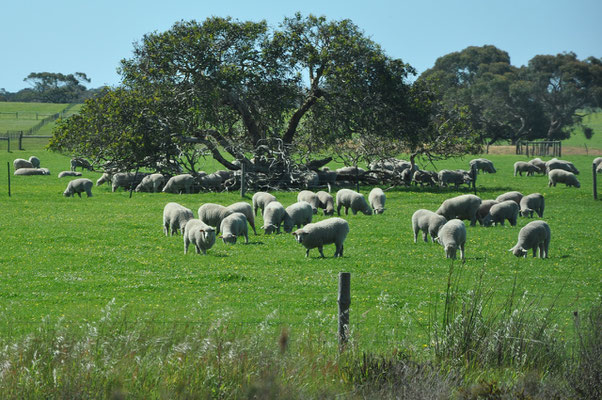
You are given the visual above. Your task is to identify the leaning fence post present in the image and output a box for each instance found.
[18,132,23,151]
[594,162,598,200]
[6,135,10,152]
[338,272,351,346]
[7,162,11,197]
[240,161,246,198]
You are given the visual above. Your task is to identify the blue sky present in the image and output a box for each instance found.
[2,0,601,92]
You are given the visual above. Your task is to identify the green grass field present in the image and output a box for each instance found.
[563,111,602,150]
[1,149,600,354]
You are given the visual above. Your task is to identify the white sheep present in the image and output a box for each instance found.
[13,158,33,170]
[70,157,92,171]
[519,193,545,218]
[162,174,195,194]
[548,169,580,188]
[594,157,602,170]
[252,192,277,216]
[198,203,233,232]
[509,220,551,258]
[96,172,112,186]
[514,161,538,177]
[261,201,289,234]
[226,202,257,235]
[111,172,148,192]
[368,188,386,214]
[437,169,472,188]
[435,194,481,227]
[297,190,320,214]
[317,168,338,192]
[14,168,50,176]
[336,189,372,216]
[28,156,40,168]
[219,212,249,244]
[546,159,579,175]
[476,200,498,226]
[435,219,466,260]
[63,178,94,198]
[284,201,313,233]
[528,158,546,174]
[198,172,223,191]
[495,191,523,205]
[412,170,438,186]
[135,173,165,192]
[292,217,349,258]
[316,191,335,215]
[484,200,519,227]
[411,209,447,243]
[163,202,194,236]
[469,158,496,174]
[183,219,216,255]
[58,171,82,178]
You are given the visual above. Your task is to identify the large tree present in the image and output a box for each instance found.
[24,72,91,103]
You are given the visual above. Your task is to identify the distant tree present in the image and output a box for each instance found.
[24,72,91,103]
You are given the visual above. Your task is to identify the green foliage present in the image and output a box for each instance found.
[23,72,91,103]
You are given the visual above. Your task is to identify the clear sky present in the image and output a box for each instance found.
[2,0,601,92]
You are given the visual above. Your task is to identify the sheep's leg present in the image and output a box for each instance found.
[201,248,207,255]
[164,223,170,236]
[318,246,325,258]
[532,247,537,257]
[337,204,342,216]
[460,243,465,260]
[305,248,310,258]
[184,238,189,254]
[344,207,349,216]
[244,232,249,244]
[76,192,82,198]
[422,231,428,243]
[195,244,201,254]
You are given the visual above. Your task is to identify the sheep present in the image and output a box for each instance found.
[219,212,249,244]
[437,169,472,188]
[412,170,438,186]
[469,158,496,174]
[226,202,257,235]
[213,170,234,182]
[63,178,93,198]
[519,193,545,218]
[261,201,289,234]
[317,167,338,192]
[197,172,223,191]
[400,167,413,186]
[316,191,335,215]
[14,168,50,176]
[368,188,386,214]
[96,173,112,186]
[513,161,538,176]
[509,220,551,258]
[300,170,320,188]
[476,200,498,226]
[183,219,216,255]
[252,192,277,216]
[163,202,194,236]
[58,171,82,178]
[292,217,349,258]
[411,209,447,243]
[336,189,372,216]
[546,159,579,175]
[297,190,320,214]
[162,174,195,194]
[13,158,33,170]
[110,172,148,192]
[594,157,602,170]
[135,173,165,193]
[335,166,366,180]
[70,157,93,171]
[528,158,547,174]
[197,203,234,232]
[548,169,580,188]
[434,219,466,260]
[495,191,523,205]
[284,201,313,233]
[435,194,481,227]
[28,156,40,168]
[484,200,519,227]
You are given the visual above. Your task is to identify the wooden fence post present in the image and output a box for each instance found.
[7,162,11,197]
[240,161,246,198]
[18,132,23,151]
[338,272,351,346]
[594,162,598,200]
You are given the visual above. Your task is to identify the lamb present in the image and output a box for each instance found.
[63,178,94,198]
[509,220,551,258]
[70,157,93,171]
[528,158,546,174]
[58,171,82,178]
[226,201,257,235]
[469,158,496,174]
[519,193,545,218]
[261,201,290,234]
[197,203,234,232]
[336,189,372,216]
[162,174,195,194]
[28,156,40,168]
[284,201,313,233]
[434,219,466,260]
[183,219,216,255]
[546,159,579,175]
[411,209,447,243]
[292,217,349,258]
[484,200,519,227]
[163,202,194,236]
[316,191,335,215]
[548,169,580,188]
[252,192,277,216]
[14,168,50,176]
[435,194,481,227]
[134,173,165,192]
[476,200,498,226]
[513,161,538,176]
[297,190,320,214]
[219,212,249,244]
[495,191,523,205]
[13,158,33,170]
[437,169,472,188]
[368,188,386,214]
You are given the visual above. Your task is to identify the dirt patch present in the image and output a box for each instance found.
[486,146,602,156]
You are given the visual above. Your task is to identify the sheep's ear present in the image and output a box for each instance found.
[218,235,223,238]
[232,234,237,238]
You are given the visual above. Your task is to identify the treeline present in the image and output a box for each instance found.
[0,72,102,104]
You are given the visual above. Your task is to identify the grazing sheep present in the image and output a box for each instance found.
[435,219,466,260]
[509,220,551,258]
[58,171,82,178]
[400,167,414,186]
[14,168,50,176]
[292,217,349,258]
[297,190,320,214]
[70,157,93,171]
[198,172,223,191]
[336,166,366,180]
[528,158,547,174]
[110,172,148,192]
[476,200,498,226]
[368,188,386,214]
[96,172,113,186]
[183,219,216,255]
[435,194,481,227]
[162,174,195,194]
[252,192,277,216]
[316,191,335,215]
[546,159,579,175]
[213,170,234,182]
[134,173,165,193]
[594,157,602,170]
[495,191,523,205]
[437,169,472,188]
[13,158,34,170]
[336,189,372,216]
[369,158,412,174]
[261,201,289,234]
[219,212,249,244]
[163,202,194,236]
[299,170,320,188]
[284,201,313,233]
[412,170,438,186]
[63,178,94,198]
[469,158,496,174]
[28,156,40,168]
[519,193,545,218]
[548,169,580,188]
[226,202,257,235]
[197,203,233,232]
[484,200,519,227]
[513,161,538,176]
[411,209,447,243]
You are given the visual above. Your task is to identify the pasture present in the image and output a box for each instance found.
[1,149,600,354]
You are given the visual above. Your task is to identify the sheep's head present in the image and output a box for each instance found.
[362,206,373,215]
[292,229,307,244]
[445,244,457,259]
[520,208,534,218]
[63,189,72,197]
[219,233,237,244]
[373,207,385,215]
[262,224,277,235]
[509,246,527,258]
[202,228,216,242]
